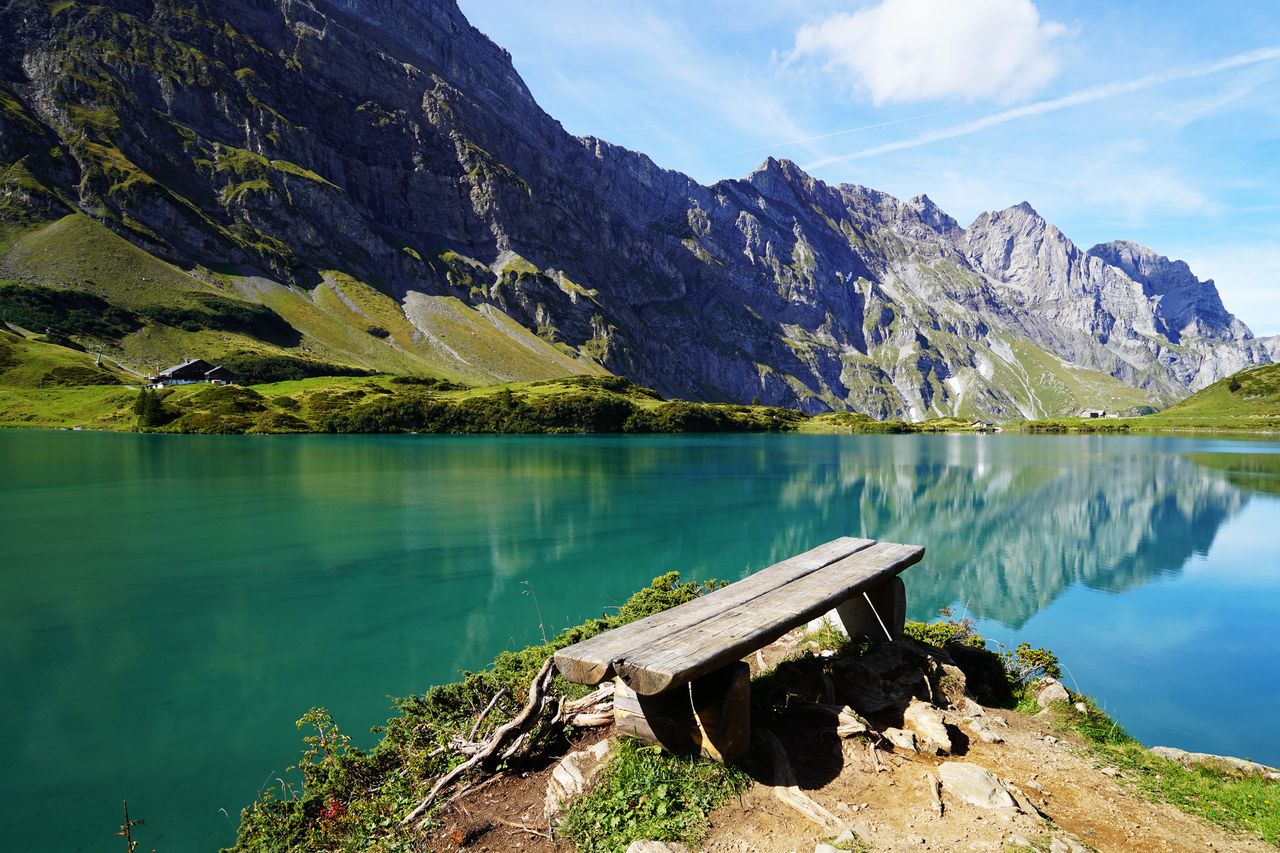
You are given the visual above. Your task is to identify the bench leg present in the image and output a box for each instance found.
[808,575,906,642]
[613,661,750,763]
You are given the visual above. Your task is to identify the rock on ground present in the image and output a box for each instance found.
[937,761,1018,812]
[1150,746,1280,778]
[544,738,614,820]
[1036,677,1071,708]
[902,698,952,754]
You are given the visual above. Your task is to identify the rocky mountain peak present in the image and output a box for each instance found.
[1088,240,1237,343]
[907,193,963,241]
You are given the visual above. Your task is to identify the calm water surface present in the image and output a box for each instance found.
[2,431,1278,850]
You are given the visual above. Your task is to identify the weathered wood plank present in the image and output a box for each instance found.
[613,542,924,694]
[555,536,876,685]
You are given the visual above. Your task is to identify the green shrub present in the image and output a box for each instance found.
[559,738,749,853]
[388,375,467,391]
[187,384,268,415]
[218,352,373,384]
[138,296,299,346]
[0,281,138,339]
[38,365,120,386]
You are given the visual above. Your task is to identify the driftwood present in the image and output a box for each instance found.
[401,657,558,825]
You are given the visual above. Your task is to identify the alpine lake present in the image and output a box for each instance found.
[2,430,1278,851]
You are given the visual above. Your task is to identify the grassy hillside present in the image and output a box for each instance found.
[1017,363,1280,433]
[0,214,602,386]
[0,327,137,428]
[1143,363,1280,429]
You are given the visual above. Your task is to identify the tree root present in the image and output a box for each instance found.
[402,656,558,826]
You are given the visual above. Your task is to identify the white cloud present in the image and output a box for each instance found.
[803,45,1280,169]
[790,0,1066,105]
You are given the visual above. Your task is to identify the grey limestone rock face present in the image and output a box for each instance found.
[0,0,1267,418]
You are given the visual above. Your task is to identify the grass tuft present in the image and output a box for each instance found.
[559,738,750,853]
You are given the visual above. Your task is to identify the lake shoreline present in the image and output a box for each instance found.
[3,373,1278,436]
[223,575,1280,851]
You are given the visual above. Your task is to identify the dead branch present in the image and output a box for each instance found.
[563,682,614,712]
[468,688,508,741]
[488,814,552,839]
[564,711,613,728]
[402,656,557,826]
[868,741,885,773]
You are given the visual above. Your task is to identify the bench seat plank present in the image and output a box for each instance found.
[554,536,876,685]
[611,541,924,695]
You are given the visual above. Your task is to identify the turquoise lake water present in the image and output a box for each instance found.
[1,430,1278,851]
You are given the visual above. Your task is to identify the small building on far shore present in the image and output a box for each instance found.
[1079,408,1107,419]
[148,358,232,388]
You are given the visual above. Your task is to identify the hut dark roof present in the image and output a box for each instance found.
[156,358,214,380]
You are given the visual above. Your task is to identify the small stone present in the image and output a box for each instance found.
[1101,767,1120,777]
[1043,735,1058,745]
[627,842,690,853]
[835,829,857,844]
[965,714,1004,744]
[814,845,840,853]
[1008,835,1033,848]
[883,727,919,753]
[1074,702,1087,713]
[1050,836,1090,853]
[835,706,871,738]
[1025,780,1049,796]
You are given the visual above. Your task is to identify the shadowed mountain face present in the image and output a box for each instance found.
[0,0,1269,417]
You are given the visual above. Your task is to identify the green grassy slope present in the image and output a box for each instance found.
[1143,364,1280,429]
[1017,363,1280,433]
[0,327,138,428]
[0,215,601,385]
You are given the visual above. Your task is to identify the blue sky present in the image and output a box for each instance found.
[457,0,1280,336]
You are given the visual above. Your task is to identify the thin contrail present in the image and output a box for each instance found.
[728,109,950,155]
[803,45,1280,169]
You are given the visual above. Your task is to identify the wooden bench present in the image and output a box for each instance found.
[555,537,925,762]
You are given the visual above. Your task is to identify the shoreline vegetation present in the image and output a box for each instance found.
[217,574,1277,852]
[1,327,1277,435]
